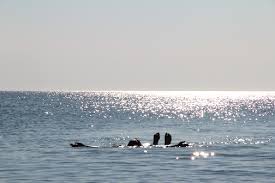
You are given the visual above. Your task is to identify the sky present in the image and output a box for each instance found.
[0,0,275,91]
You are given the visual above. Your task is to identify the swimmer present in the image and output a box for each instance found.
[70,132,189,148]
[127,132,189,147]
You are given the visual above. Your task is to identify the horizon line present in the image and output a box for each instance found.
[1,90,275,93]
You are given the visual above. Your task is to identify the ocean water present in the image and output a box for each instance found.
[0,91,274,182]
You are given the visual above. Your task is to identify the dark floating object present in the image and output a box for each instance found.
[127,138,142,146]
[165,132,172,145]
[169,141,189,147]
[164,132,189,147]
[70,142,90,148]
[153,132,160,145]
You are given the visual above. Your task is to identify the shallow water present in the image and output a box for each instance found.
[0,91,274,182]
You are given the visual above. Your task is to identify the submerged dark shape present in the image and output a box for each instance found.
[169,141,189,147]
[127,138,142,147]
[70,142,90,148]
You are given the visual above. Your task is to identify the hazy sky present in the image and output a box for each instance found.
[0,0,274,91]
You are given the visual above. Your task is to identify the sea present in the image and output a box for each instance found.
[0,91,274,183]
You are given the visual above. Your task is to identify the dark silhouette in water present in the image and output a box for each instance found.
[70,142,90,147]
[169,141,189,147]
[126,139,141,147]
[153,132,160,145]
[163,132,188,147]
[165,132,172,145]
[121,133,189,147]
[70,132,189,148]
[127,132,160,147]
[127,138,142,146]
[123,132,189,147]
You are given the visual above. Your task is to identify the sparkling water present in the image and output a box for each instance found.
[0,91,274,182]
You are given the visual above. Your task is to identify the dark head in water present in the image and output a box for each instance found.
[127,138,142,147]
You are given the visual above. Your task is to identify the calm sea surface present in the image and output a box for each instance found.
[0,91,274,182]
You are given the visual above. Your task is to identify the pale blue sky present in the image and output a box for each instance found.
[0,0,274,91]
